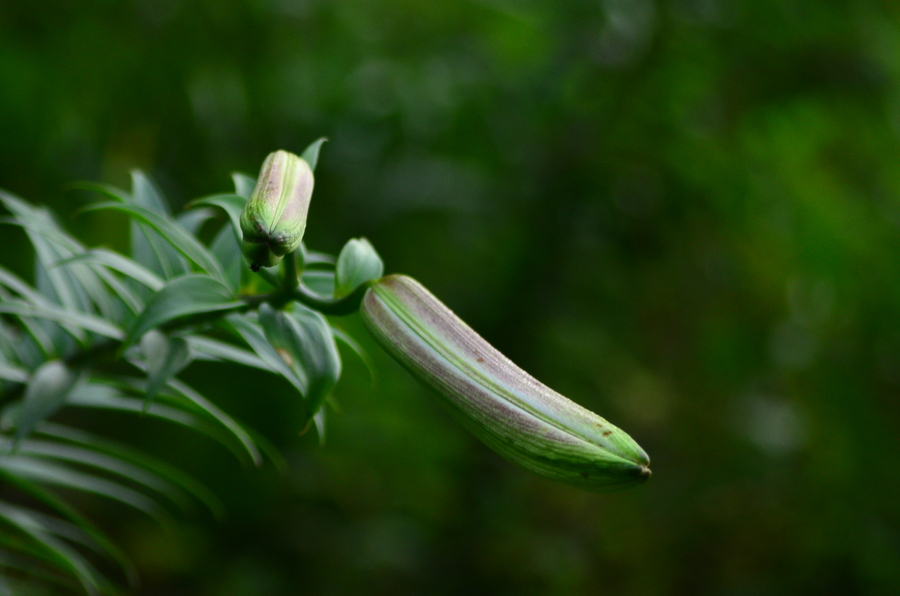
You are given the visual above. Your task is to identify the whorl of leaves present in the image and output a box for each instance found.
[0,153,367,594]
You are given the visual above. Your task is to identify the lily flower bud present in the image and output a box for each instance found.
[240,150,314,271]
[360,275,651,492]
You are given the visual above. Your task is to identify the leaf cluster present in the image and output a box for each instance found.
[0,148,383,594]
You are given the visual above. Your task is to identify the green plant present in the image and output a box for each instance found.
[0,140,650,594]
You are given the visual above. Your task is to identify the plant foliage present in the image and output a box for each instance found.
[0,145,370,594]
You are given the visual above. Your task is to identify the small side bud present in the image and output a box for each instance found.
[334,238,384,298]
[240,150,314,270]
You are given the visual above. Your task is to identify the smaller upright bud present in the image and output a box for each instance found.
[240,150,314,271]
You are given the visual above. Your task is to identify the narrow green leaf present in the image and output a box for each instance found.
[304,249,337,266]
[232,173,256,199]
[0,547,80,594]
[0,508,99,559]
[90,264,145,315]
[0,325,19,370]
[188,193,246,243]
[1,212,120,323]
[302,270,335,296]
[334,238,383,298]
[15,361,83,443]
[67,382,249,462]
[331,326,377,385]
[80,202,227,284]
[166,379,262,466]
[140,331,192,407]
[1,438,191,512]
[37,422,225,520]
[0,362,28,384]
[288,306,342,417]
[130,171,169,214]
[187,335,271,371]
[43,247,119,325]
[312,408,326,445]
[226,313,307,394]
[59,248,165,291]
[175,207,215,236]
[128,171,193,280]
[132,218,189,280]
[0,300,124,342]
[0,193,91,314]
[0,457,164,520]
[34,260,79,355]
[259,304,341,424]
[300,137,328,172]
[210,223,243,292]
[0,501,103,595]
[0,270,63,359]
[0,535,87,593]
[0,265,45,304]
[68,180,130,203]
[0,197,93,355]
[3,316,53,362]
[98,372,261,467]
[0,466,138,586]
[51,248,151,325]
[122,274,242,350]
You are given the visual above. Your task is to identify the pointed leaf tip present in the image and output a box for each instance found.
[258,304,341,428]
[15,361,83,443]
[141,331,192,408]
[300,137,328,172]
[122,274,242,351]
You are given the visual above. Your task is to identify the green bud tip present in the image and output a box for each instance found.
[240,150,314,271]
[360,275,651,492]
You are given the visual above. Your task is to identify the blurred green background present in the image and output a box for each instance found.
[3,0,900,594]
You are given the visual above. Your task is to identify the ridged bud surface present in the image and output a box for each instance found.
[361,275,651,491]
[240,150,314,271]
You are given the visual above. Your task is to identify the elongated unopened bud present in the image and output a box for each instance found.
[360,275,651,491]
[240,150,314,271]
